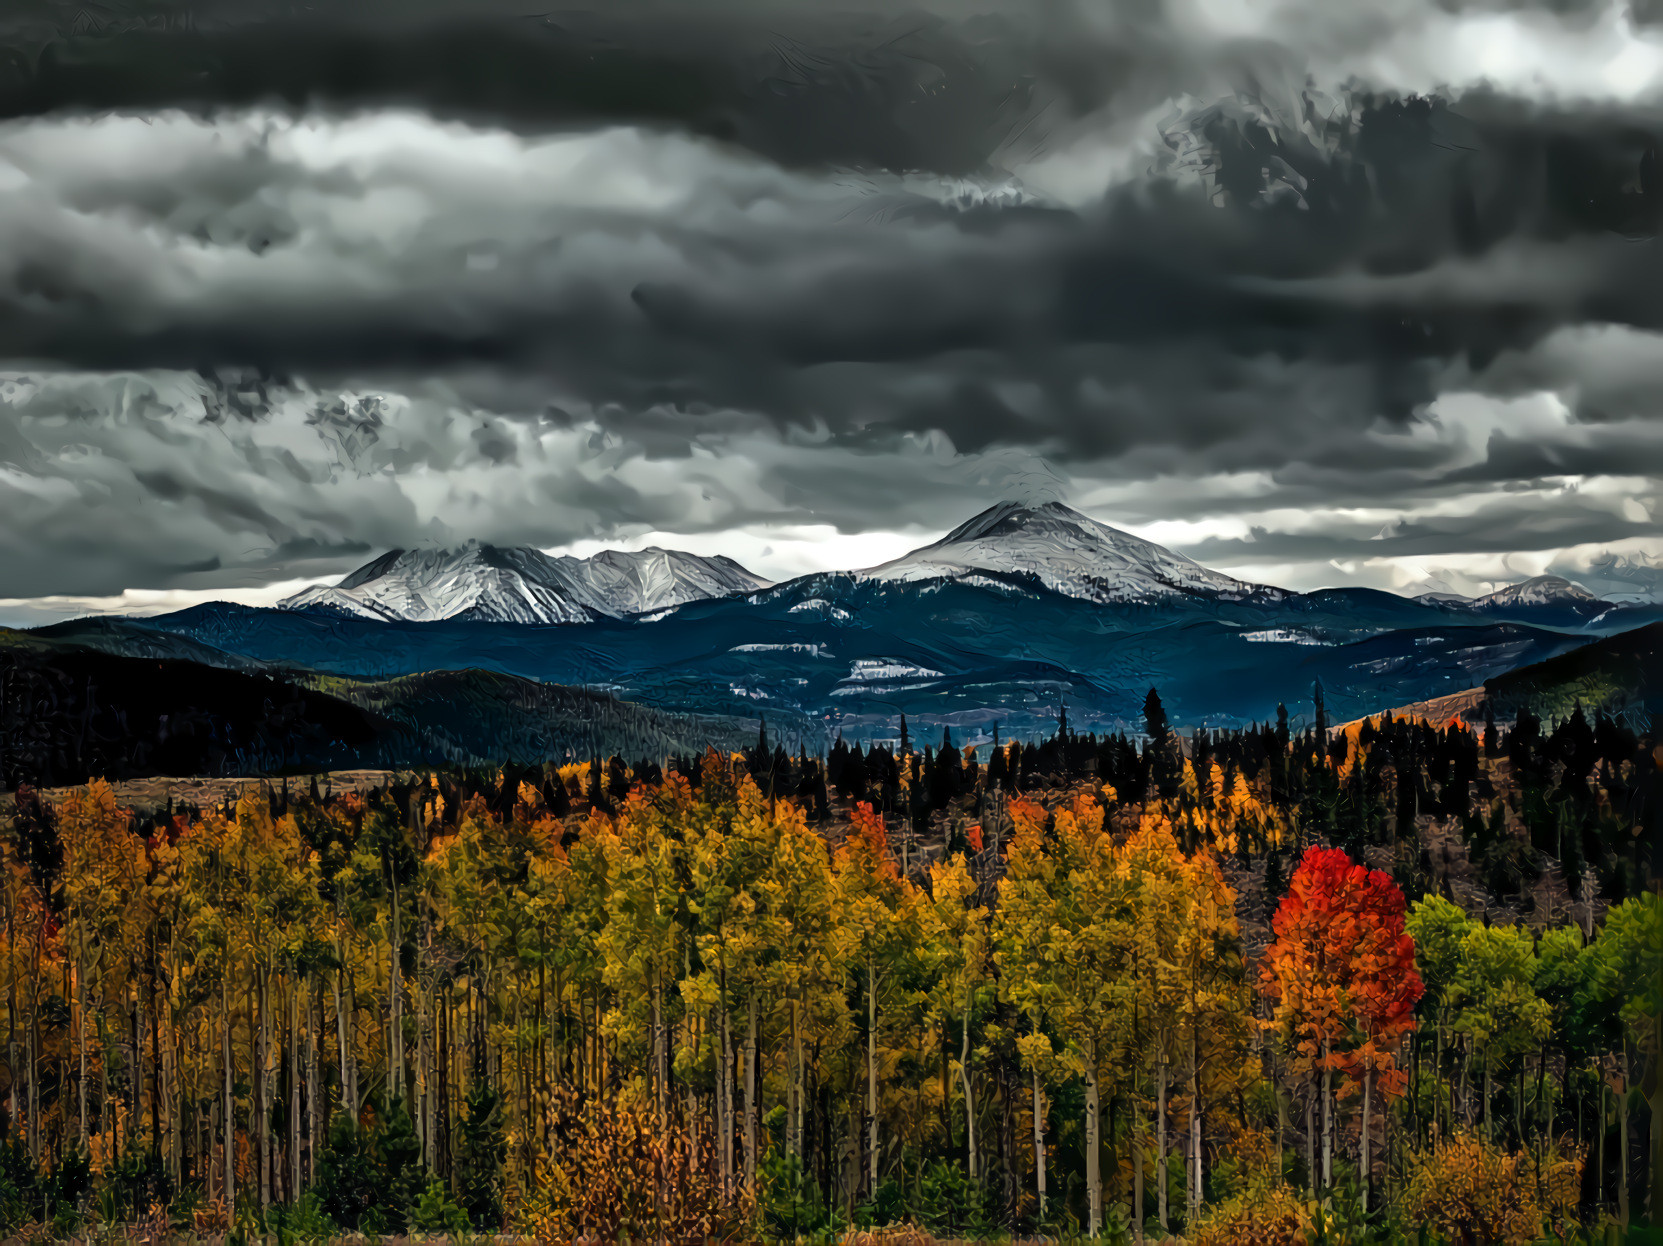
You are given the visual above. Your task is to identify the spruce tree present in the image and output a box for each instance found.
[375,1098,426,1231]
[454,1073,506,1230]
[314,1113,380,1231]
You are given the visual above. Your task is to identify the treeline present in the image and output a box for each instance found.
[0,644,766,789]
[0,692,1658,1244]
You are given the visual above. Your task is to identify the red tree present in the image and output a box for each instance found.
[1260,846,1423,1205]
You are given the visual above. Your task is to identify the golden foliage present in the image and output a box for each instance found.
[839,1225,939,1246]
[522,1094,752,1245]
[1190,1182,1313,1246]
[1398,1131,1584,1246]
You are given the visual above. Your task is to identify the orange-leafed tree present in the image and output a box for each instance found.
[1259,846,1422,1206]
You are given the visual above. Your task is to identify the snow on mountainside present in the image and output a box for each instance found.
[1471,575,1601,608]
[280,542,771,624]
[859,501,1275,603]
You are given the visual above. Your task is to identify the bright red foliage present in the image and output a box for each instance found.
[847,801,898,877]
[1260,846,1424,1099]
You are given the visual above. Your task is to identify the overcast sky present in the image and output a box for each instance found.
[2,0,1663,625]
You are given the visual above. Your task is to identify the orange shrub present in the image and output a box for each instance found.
[1399,1131,1584,1246]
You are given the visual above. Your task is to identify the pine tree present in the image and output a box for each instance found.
[375,1098,427,1231]
[1144,688,1170,745]
[314,1113,380,1231]
[454,1074,507,1230]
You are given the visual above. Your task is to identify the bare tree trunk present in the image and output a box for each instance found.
[258,968,272,1208]
[1360,1065,1373,1213]
[334,959,357,1121]
[222,975,235,1215]
[1084,1051,1101,1238]
[788,999,804,1161]
[1598,1077,1606,1213]
[388,878,404,1111]
[959,992,977,1182]
[1304,1090,1315,1194]
[75,959,88,1147]
[1322,1039,1333,1192]
[1158,1051,1169,1231]
[1132,1089,1144,1245]
[719,990,734,1195]
[866,958,879,1197]
[744,990,759,1190]
[1032,1067,1046,1221]
[1190,1027,1203,1223]
[289,979,301,1203]
[653,975,668,1137]
[308,987,321,1187]
[1619,1043,1631,1227]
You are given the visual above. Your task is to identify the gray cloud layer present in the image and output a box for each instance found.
[0,0,1660,609]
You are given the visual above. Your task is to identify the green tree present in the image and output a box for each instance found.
[454,1074,506,1229]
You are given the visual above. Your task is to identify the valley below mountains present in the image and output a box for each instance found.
[4,502,1658,783]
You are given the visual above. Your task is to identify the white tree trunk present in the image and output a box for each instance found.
[959,994,977,1182]
[1157,1052,1169,1230]
[1032,1067,1047,1220]
[744,990,760,1189]
[1084,1054,1102,1237]
[867,958,879,1195]
[1360,1065,1373,1212]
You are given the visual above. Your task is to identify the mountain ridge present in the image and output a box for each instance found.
[281,541,771,624]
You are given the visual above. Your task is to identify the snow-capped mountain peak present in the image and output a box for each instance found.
[281,542,771,624]
[858,501,1274,603]
[1473,575,1601,608]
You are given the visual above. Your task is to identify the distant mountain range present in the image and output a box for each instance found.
[280,503,1627,626]
[7,501,1656,775]
[280,542,771,624]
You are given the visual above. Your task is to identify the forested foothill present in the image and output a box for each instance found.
[0,689,1658,1246]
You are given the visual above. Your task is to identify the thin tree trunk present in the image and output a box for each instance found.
[1484,1062,1493,1142]
[958,993,976,1182]
[334,959,356,1121]
[1619,1043,1631,1227]
[866,957,879,1196]
[1132,1086,1144,1245]
[1598,1077,1606,1213]
[1191,1023,1203,1222]
[388,875,404,1111]
[1032,1067,1046,1222]
[1304,1090,1315,1194]
[222,975,235,1215]
[744,989,759,1190]
[76,959,88,1146]
[720,988,734,1195]
[258,968,272,1208]
[308,986,320,1187]
[1157,1052,1169,1230]
[289,978,301,1204]
[1360,1065,1373,1213]
[1084,1052,1101,1238]
[653,974,668,1137]
[1322,1038,1333,1191]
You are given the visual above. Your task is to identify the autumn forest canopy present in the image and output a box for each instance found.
[0,691,1660,1245]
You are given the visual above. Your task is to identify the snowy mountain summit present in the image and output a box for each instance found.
[860,501,1272,603]
[280,542,771,623]
[1471,575,1601,608]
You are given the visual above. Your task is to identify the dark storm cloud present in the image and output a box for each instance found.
[3,90,1663,440]
[0,0,1130,173]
